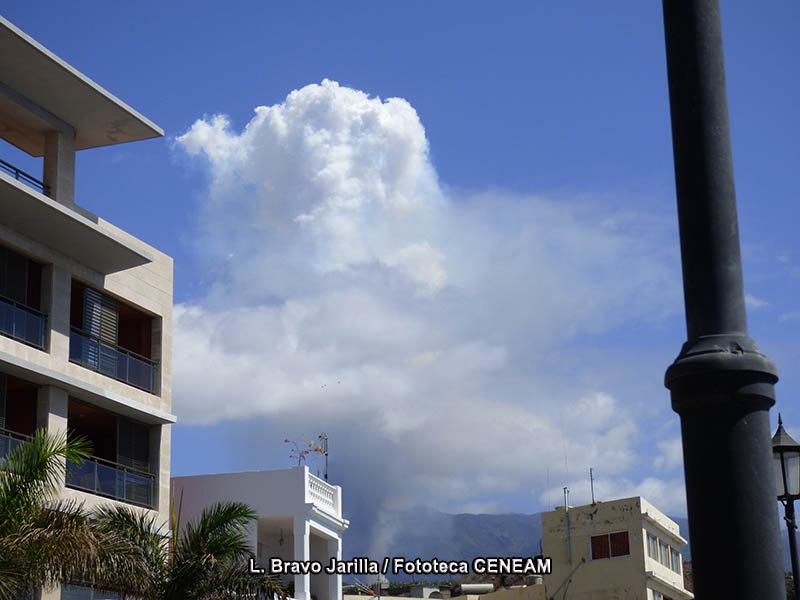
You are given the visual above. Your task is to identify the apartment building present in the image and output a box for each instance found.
[0,16,174,600]
[541,496,693,600]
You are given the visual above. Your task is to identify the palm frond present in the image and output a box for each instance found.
[0,429,91,531]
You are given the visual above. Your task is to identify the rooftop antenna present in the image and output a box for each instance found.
[564,486,572,564]
[546,467,551,508]
[590,467,596,505]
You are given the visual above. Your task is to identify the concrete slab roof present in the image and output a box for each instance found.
[0,16,163,156]
[0,172,153,274]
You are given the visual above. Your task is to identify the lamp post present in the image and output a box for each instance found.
[773,415,800,599]
[661,1,785,598]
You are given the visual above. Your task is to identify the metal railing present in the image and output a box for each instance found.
[0,158,48,195]
[66,454,155,509]
[0,427,30,461]
[0,294,47,350]
[69,327,158,394]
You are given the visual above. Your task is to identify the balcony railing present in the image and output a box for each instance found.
[307,472,339,517]
[0,427,29,462]
[0,158,48,195]
[66,455,155,509]
[69,327,158,394]
[0,294,47,350]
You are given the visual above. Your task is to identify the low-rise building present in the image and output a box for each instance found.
[541,496,693,600]
[173,466,349,600]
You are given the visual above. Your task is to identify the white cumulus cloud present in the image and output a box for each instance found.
[172,80,682,522]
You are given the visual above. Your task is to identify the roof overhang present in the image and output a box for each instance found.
[0,16,163,156]
[0,171,152,273]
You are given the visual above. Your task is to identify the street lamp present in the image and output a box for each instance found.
[773,414,800,600]
[661,1,786,597]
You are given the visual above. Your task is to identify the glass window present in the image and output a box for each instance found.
[647,534,658,559]
[670,548,681,573]
[659,540,670,567]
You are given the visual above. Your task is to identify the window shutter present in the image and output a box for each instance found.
[83,287,119,375]
[590,534,610,559]
[84,287,118,343]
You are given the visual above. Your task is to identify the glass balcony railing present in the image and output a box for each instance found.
[66,455,155,509]
[0,294,46,350]
[0,427,29,462]
[69,327,157,394]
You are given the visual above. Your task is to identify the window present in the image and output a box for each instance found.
[591,531,630,560]
[659,540,670,567]
[609,531,629,556]
[670,548,681,574]
[69,281,158,393]
[590,534,610,559]
[65,399,155,508]
[0,245,45,349]
[0,374,38,457]
[647,534,658,559]
[651,593,674,600]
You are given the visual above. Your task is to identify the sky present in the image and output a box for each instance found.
[2,1,799,545]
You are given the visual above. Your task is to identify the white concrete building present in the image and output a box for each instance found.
[541,496,693,600]
[0,16,173,600]
[173,467,350,600]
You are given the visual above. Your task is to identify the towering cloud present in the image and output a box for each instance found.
[173,80,686,540]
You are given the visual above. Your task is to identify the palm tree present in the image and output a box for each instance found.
[0,429,149,600]
[95,496,287,600]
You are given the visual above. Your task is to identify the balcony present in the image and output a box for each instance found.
[69,327,157,393]
[66,454,155,509]
[0,294,46,349]
[0,157,47,195]
[0,427,28,461]
[0,171,152,274]
[307,472,340,518]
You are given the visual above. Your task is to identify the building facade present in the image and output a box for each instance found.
[0,16,174,600]
[173,467,350,600]
[541,496,693,600]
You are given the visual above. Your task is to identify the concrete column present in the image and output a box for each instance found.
[327,536,343,600]
[43,130,76,205]
[293,518,311,600]
[36,386,69,495]
[150,424,172,516]
[46,264,72,364]
[38,585,61,600]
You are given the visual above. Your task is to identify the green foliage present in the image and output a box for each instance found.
[96,497,287,599]
[0,429,150,599]
[0,429,288,600]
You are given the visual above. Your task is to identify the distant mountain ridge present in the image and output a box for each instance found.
[342,507,790,582]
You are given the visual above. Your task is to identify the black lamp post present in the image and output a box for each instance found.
[773,415,800,599]
[661,1,785,597]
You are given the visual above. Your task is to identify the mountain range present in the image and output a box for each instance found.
[342,507,790,583]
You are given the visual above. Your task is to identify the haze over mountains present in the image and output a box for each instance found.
[342,507,790,582]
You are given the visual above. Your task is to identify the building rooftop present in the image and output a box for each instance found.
[0,16,163,156]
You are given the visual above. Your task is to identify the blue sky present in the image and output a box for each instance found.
[3,1,799,535]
